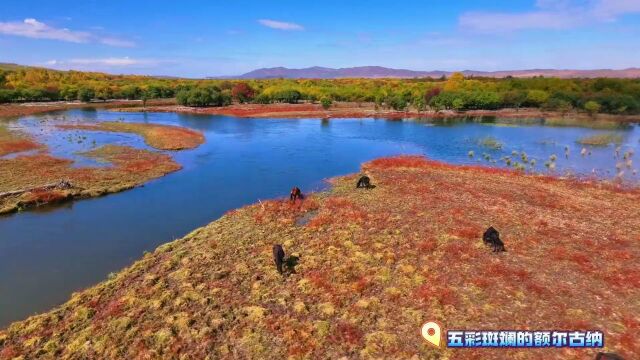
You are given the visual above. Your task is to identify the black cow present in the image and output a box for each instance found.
[483,226,506,252]
[273,244,285,274]
[356,175,371,189]
[290,187,303,202]
[595,352,624,360]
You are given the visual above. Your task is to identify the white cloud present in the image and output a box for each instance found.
[0,18,91,42]
[459,0,640,33]
[258,19,304,31]
[68,57,156,66]
[0,18,135,47]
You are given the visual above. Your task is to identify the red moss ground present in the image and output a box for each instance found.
[0,145,181,214]
[0,124,42,156]
[1,156,638,359]
[57,122,205,150]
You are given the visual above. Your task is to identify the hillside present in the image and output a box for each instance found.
[1,156,638,359]
[237,66,640,79]
[0,63,33,71]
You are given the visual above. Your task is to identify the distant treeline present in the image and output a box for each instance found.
[1,68,640,114]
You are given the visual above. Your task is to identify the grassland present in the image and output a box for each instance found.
[1,156,638,359]
[57,122,205,150]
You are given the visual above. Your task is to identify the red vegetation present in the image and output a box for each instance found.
[417,238,438,252]
[330,322,364,347]
[2,155,639,359]
[1,146,181,214]
[0,138,41,156]
[57,122,205,150]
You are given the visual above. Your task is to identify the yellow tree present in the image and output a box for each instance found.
[444,72,465,92]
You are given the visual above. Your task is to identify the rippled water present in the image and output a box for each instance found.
[0,109,638,327]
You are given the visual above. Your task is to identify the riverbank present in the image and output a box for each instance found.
[0,99,175,119]
[0,145,181,215]
[116,102,640,125]
[3,100,639,127]
[0,120,204,214]
[1,156,638,359]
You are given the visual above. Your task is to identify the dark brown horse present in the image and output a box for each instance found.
[290,187,303,202]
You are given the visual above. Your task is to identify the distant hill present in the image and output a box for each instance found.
[0,63,32,71]
[235,66,640,79]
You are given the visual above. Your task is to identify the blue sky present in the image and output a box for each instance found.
[1,0,639,77]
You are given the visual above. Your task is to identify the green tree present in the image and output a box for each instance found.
[412,96,426,112]
[452,97,465,111]
[0,89,15,103]
[320,96,332,110]
[77,87,95,102]
[94,85,113,102]
[584,100,601,116]
[186,89,213,107]
[60,86,78,101]
[388,94,408,111]
[141,90,150,109]
[544,98,573,114]
[525,90,550,107]
[121,85,141,100]
[502,90,527,110]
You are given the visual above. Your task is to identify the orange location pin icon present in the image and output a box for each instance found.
[421,321,442,348]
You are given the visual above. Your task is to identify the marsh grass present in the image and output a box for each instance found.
[0,145,181,214]
[577,133,624,147]
[0,124,42,156]
[57,122,205,150]
[477,136,503,150]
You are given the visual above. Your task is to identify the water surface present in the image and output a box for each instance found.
[0,110,638,327]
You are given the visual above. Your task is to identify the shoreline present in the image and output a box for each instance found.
[1,156,638,358]
[0,99,175,120]
[2,100,640,124]
[0,120,204,215]
[116,102,640,124]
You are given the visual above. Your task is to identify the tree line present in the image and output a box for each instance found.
[1,67,639,114]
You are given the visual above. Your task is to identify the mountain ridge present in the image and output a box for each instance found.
[235,66,640,79]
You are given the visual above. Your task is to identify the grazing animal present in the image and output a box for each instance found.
[356,175,371,189]
[595,352,624,360]
[290,187,303,202]
[273,244,285,274]
[482,226,506,252]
